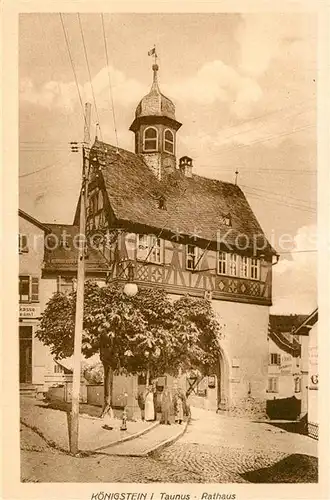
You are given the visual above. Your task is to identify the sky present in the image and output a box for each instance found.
[19,12,318,314]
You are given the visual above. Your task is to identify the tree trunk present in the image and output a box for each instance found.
[146,367,150,387]
[100,362,114,418]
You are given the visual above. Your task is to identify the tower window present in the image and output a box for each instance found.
[144,127,158,151]
[164,129,174,154]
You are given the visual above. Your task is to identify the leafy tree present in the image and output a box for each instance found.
[36,281,222,415]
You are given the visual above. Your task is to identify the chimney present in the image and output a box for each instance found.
[179,156,193,177]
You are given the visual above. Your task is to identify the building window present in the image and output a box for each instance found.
[241,256,249,278]
[164,129,174,154]
[57,276,74,295]
[143,127,158,151]
[228,253,239,276]
[217,252,227,275]
[250,257,260,280]
[269,353,281,365]
[137,234,163,263]
[186,245,198,270]
[268,377,279,393]
[137,234,150,261]
[54,363,64,374]
[294,377,301,393]
[19,234,28,253]
[149,236,162,264]
[19,276,30,302]
[19,276,39,303]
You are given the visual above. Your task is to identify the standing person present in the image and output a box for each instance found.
[144,386,155,421]
[174,387,184,424]
[152,380,158,421]
[160,386,172,425]
[137,388,146,421]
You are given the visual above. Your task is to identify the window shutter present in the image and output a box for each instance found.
[31,277,39,302]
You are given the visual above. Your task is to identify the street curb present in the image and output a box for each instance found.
[90,421,160,454]
[94,418,191,458]
[145,417,190,457]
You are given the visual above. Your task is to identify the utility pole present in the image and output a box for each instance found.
[70,102,91,455]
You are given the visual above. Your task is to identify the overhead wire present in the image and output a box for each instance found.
[243,189,316,214]
[59,13,90,142]
[101,14,119,150]
[77,13,103,143]
[192,100,315,147]
[19,158,69,178]
[240,183,316,207]
[193,124,314,161]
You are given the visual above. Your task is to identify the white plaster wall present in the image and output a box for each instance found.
[33,277,59,383]
[212,300,269,404]
[39,277,57,312]
[267,337,300,400]
[300,336,309,417]
[19,218,44,275]
[308,324,318,425]
[167,294,269,408]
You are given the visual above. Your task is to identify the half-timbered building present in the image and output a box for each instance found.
[56,60,275,416]
[35,60,278,416]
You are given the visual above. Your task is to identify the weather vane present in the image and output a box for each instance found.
[148,45,158,65]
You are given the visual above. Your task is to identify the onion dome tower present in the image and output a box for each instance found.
[129,54,182,180]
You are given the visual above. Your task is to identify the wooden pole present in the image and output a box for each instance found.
[70,102,91,455]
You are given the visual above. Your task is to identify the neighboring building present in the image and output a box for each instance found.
[293,309,318,439]
[19,211,94,392]
[21,60,279,417]
[266,315,306,419]
[19,210,52,389]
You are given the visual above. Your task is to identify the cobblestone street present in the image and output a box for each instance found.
[21,406,317,483]
[153,407,318,483]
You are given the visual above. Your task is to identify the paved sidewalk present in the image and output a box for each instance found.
[97,420,188,457]
[20,396,157,454]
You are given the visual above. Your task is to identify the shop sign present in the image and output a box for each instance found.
[19,304,40,318]
[281,354,292,374]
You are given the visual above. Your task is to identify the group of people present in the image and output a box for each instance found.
[137,383,189,425]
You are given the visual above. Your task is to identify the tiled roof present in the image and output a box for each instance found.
[92,140,276,256]
[269,315,309,333]
[19,209,51,233]
[43,223,108,272]
[292,308,318,336]
[268,314,307,357]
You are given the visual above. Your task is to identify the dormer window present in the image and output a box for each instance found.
[164,129,174,154]
[144,127,158,151]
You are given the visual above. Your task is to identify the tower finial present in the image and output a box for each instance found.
[148,45,159,87]
[235,169,239,185]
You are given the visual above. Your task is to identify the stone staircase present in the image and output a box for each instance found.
[20,384,37,397]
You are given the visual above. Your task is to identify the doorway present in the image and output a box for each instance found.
[19,325,32,383]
